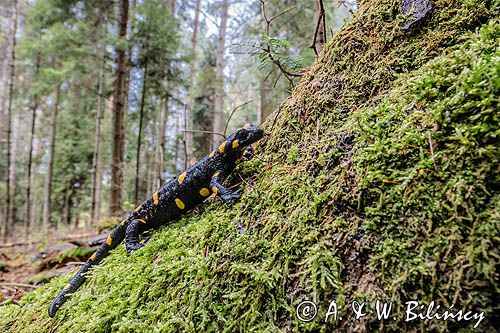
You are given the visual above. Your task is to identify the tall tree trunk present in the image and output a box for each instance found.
[42,85,61,229]
[2,0,18,241]
[259,75,271,124]
[134,59,148,204]
[109,0,130,216]
[174,111,180,173]
[90,39,106,226]
[30,135,41,229]
[62,182,70,227]
[25,56,40,237]
[212,0,229,148]
[155,95,168,189]
[185,0,201,165]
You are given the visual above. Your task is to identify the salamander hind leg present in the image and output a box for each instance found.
[125,219,147,255]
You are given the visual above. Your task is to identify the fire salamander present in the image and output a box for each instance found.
[48,124,264,317]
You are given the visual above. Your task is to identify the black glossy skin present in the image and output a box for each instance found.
[48,124,264,317]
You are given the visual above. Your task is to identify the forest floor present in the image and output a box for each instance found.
[0,232,101,305]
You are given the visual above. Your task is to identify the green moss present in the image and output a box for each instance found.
[0,1,498,332]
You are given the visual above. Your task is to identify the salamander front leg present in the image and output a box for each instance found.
[210,172,242,207]
[125,220,147,255]
[242,145,253,161]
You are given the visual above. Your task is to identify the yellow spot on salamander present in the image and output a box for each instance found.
[210,150,215,158]
[178,172,187,184]
[212,171,220,178]
[232,140,239,149]
[153,191,159,205]
[218,142,226,154]
[199,188,210,197]
[90,253,97,261]
[136,218,147,224]
[64,283,72,290]
[212,186,218,195]
[106,236,112,245]
[135,205,141,212]
[175,198,185,209]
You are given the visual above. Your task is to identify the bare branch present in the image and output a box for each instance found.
[0,282,38,289]
[223,100,253,136]
[181,130,227,140]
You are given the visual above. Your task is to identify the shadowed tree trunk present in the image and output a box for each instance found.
[134,58,148,204]
[2,0,18,241]
[185,0,201,165]
[155,95,168,189]
[212,0,229,149]
[109,0,130,216]
[25,55,40,237]
[42,85,61,229]
[90,36,106,226]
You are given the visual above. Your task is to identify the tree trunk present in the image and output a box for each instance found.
[259,74,272,124]
[185,0,201,165]
[90,37,106,226]
[25,56,40,237]
[30,132,42,229]
[0,3,16,136]
[134,59,148,204]
[42,85,61,229]
[155,95,168,189]
[174,111,180,173]
[109,0,130,216]
[2,0,18,241]
[212,0,229,148]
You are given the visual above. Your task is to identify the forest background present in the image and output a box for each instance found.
[0,0,352,242]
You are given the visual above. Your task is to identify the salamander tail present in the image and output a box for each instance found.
[48,220,128,317]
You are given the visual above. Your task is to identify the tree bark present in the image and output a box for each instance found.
[42,85,61,229]
[109,0,130,217]
[2,0,18,241]
[212,0,229,148]
[174,111,180,172]
[155,95,168,189]
[90,36,106,226]
[25,56,40,237]
[134,58,148,204]
[185,0,201,165]
[259,74,272,124]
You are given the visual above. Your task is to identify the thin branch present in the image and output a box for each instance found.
[268,6,296,23]
[223,100,253,136]
[181,130,226,140]
[0,282,38,289]
[311,0,327,56]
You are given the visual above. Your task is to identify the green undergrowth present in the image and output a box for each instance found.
[1,1,498,332]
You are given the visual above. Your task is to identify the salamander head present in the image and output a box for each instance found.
[211,124,263,160]
[231,123,264,148]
